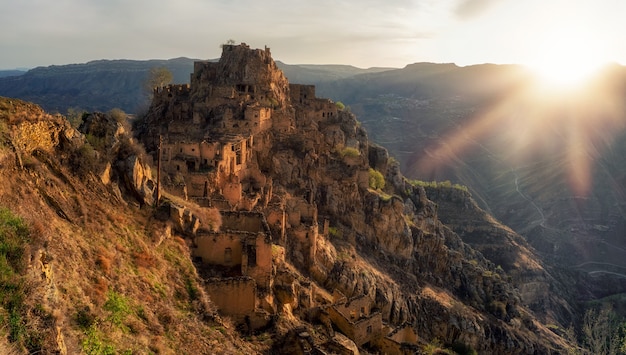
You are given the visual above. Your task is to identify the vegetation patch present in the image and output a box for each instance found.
[82,324,116,355]
[328,226,343,238]
[103,291,132,328]
[0,207,30,345]
[339,147,360,158]
[368,168,385,190]
[410,179,469,192]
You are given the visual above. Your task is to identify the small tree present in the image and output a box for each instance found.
[368,168,385,190]
[582,306,624,355]
[144,67,173,91]
[220,39,236,48]
[107,108,126,123]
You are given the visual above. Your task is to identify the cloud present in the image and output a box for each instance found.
[454,0,496,19]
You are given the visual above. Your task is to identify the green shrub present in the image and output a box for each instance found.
[335,101,346,110]
[185,277,199,301]
[69,142,101,178]
[340,147,360,158]
[410,179,468,192]
[328,226,343,238]
[108,108,126,123]
[103,291,131,328]
[368,168,385,190]
[75,306,96,330]
[82,325,115,355]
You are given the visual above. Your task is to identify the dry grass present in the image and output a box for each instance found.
[0,103,262,354]
[95,247,112,275]
[132,250,156,269]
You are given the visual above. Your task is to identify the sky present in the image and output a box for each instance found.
[2,0,626,70]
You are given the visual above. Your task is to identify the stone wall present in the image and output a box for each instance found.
[205,277,256,322]
[194,232,244,269]
[329,305,383,347]
[221,211,269,234]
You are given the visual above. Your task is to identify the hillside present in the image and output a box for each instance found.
[0,45,577,354]
[317,63,626,295]
[0,97,263,354]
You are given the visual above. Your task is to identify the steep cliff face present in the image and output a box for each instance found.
[423,186,576,325]
[135,44,572,353]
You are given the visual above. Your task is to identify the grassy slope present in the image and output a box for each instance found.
[0,98,258,354]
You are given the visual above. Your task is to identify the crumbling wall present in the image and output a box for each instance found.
[245,234,273,290]
[205,277,256,322]
[193,232,243,269]
[221,211,268,234]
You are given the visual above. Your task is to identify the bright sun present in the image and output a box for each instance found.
[526,28,607,89]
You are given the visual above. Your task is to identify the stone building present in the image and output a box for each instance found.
[144,42,346,334]
[328,294,383,347]
[193,211,272,290]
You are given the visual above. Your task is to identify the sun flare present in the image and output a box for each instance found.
[525,27,607,89]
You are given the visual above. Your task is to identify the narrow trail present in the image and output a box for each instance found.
[461,131,549,229]
[512,171,547,228]
[572,261,626,270]
[588,271,626,279]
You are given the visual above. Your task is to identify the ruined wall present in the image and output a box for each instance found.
[193,232,243,269]
[221,211,269,233]
[328,305,383,347]
[186,173,210,198]
[377,325,419,355]
[152,84,191,104]
[335,295,375,319]
[289,84,316,104]
[205,278,256,321]
[266,205,286,244]
[244,105,272,133]
[245,234,273,290]
[388,325,418,344]
[289,224,317,268]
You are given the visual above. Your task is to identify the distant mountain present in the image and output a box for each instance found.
[0,70,26,78]
[0,59,392,114]
[276,61,394,85]
[0,58,197,113]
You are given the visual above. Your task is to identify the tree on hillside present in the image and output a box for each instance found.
[144,67,173,91]
[582,306,626,355]
[220,39,236,48]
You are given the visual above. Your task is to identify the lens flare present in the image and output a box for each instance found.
[414,66,626,196]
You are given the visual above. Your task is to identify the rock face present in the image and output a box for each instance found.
[136,44,572,353]
[423,186,576,326]
[78,111,156,206]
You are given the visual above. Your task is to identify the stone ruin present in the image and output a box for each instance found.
[141,43,419,350]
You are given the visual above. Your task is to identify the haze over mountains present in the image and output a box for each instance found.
[0,59,393,113]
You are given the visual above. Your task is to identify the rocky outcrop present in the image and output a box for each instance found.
[77,111,157,206]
